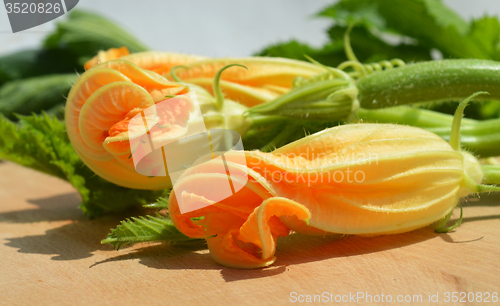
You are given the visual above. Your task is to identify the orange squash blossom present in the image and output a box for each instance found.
[167,94,497,268]
[75,50,499,269]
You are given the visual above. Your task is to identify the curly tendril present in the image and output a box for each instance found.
[293,55,351,88]
[336,24,407,79]
[169,65,189,82]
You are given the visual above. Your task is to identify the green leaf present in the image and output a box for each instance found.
[256,40,347,67]
[419,0,469,35]
[468,16,500,61]
[376,0,495,59]
[101,214,198,250]
[0,112,78,179]
[0,113,166,218]
[0,48,81,85]
[143,195,170,210]
[327,25,432,63]
[242,121,289,150]
[256,28,432,68]
[318,0,500,60]
[318,0,386,31]
[0,74,78,119]
[44,10,149,64]
[258,1,436,67]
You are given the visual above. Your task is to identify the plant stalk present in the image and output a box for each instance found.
[481,165,500,185]
[357,107,500,157]
[357,59,500,109]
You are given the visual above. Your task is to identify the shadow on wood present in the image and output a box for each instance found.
[0,193,81,223]
[3,189,493,281]
[2,193,149,260]
[92,227,439,282]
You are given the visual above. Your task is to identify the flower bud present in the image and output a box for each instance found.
[66,59,192,190]
[246,71,358,122]
[168,123,484,268]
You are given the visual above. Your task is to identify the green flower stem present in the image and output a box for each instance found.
[481,165,500,185]
[248,115,288,128]
[248,79,350,114]
[435,206,463,233]
[426,121,500,157]
[344,24,359,63]
[357,59,500,109]
[449,92,488,151]
[357,106,476,128]
[201,113,224,127]
[358,106,500,157]
[170,66,188,82]
[247,59,500,127]
[213,64,247,111]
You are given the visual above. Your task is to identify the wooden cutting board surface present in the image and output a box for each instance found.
[1,161,499,305]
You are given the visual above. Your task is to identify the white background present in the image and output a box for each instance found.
[0,0,499,57]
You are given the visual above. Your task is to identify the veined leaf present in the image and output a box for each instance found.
[0,114,166,218]
[318,0,387,31]
[0,74,77,120]
[0,49,80,85]
[469,16,500,61]
[258,1,437,67]
[327,25,432,63]
[143,195,170,210]
[44,10,149,65]
[101,214,198,250]
[0,113,78,179]
[318,0,500,60]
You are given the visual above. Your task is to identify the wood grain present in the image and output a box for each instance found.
[1,161,499,305]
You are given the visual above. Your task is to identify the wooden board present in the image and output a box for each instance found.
[1,161,499,305]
